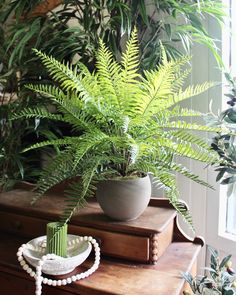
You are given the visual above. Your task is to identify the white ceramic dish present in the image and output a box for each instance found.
[23,234,92,275]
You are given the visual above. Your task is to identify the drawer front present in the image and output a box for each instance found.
[0,271,74,295]
[0,212,150,262]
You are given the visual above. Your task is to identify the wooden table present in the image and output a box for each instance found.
[0,233,200,295]
[0,186,203,294]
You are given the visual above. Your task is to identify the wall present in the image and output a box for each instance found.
[177,15,223,272]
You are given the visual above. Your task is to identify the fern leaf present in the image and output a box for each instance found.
[26,84,99,131]
[165,120,228,133]
[170,82,216,107]
[32,147,76,203]
[23,137,80,153]
[32,49,98,101]
[59,156,102,226]
[169,161,213,189]
[139,62,176,116]
[168,106,203,118]
[10,107,65,122]
[166,129,210,150]
[121,28,140,82]
[155,137,218,163]
[96,39,122,109]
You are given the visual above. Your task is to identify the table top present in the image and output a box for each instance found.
[0,187,176,235]
[0,232,200,295]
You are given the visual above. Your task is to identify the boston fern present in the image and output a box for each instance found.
[14,29,221,229]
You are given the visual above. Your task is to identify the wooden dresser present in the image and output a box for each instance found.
[0,186,203,295]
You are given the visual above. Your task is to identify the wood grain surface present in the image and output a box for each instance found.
[0,232,198,295]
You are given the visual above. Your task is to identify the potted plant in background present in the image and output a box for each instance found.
[182,247,236,295]
[209,73,236,232]
[0,13,63,191]
[211,73,236,187]
[1,0,225,71]
[13,29,223,230]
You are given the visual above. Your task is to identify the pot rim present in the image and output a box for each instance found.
[99,173,149,182]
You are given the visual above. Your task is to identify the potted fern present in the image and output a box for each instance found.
[13,29,222,227]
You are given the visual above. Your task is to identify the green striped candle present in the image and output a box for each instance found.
[46,222,68,257]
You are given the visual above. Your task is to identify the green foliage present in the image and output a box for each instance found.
[0,0,225,191]
[0,0,225,73]
[0,64,37,189]
[183,247,236,294]
[18,30,222,229]
[0,68,63,190]
[210,74,236,188]
[0,16,61,190]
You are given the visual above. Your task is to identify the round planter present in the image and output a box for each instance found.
[23,235,92,275]
[96,175,151,221]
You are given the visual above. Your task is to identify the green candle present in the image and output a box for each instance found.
[46,222,67,257]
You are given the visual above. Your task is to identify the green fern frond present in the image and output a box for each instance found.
[140,64,175,116]
[71,131,109,169]
[26,84,99,131]
[33,148,76,203]
[171,82,216,106]
[137,56,191,117]
[159,41,168,65]
[59,156,102,226]
[171,68,191,91]
[32,49,97,101]
[96,39,122,108]
[23,137,80,152]
[10,107,65,122]
[168,106,203,118]
[121,28,140,82]
[169,161,213,189]
[155,137,218,163]
[26,83,66,100]
[165,120,227,133]
[166,129,210,150]
[168,197,194,230]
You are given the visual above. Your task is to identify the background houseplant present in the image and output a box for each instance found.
[0,0,225,190]
[182,247,236,295]
[0,14,62,190]
[211,73,236,190]
[208,73,236,233]
[13,29,223,230]
[1,0,225,70]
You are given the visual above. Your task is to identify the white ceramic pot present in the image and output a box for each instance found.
[23,234,92,275]
[96,175,151,221]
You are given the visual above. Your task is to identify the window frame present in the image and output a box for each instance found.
[205,0,236,255]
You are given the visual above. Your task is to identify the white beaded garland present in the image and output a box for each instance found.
[52,280,57,287]
[57,280,62,286]
[16,236,100,295]
[66,278,72,284]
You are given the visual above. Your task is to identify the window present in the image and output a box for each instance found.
[219,0,236,239]
[205,0,236,256]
